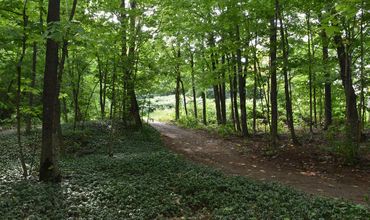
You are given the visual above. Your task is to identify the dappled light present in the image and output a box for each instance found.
[0,0,369,218]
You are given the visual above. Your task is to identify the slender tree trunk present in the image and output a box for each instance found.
[121,0,128,123]
[62,97,68,122]
[278,2,298,144]
[232,55,241,131]
[227,55,236,126]
[307,12,314,134]
[256,56,271,130]
[180,79,188,116]
[16,0,29,178]
[210,36,222,124]
[73,69,81,131]
[175,48,181,121]
[359,1,365,132]
[252,36,258,134]
[97,54,106,119]
[270,3,278,148]
[311,28,317,127]
[229,75,236,127]
[236,25,248,137]
[213,84,222,124]
[190,51,198,119]
[320,17,332,130]
[40,0,61,182]
[26,0,44,133]
[110,57,117,120]
[26,42,37,134]
[202,92,207,125]
[54,0,77,151]
[175,75,180,120]
[220,55,227,124]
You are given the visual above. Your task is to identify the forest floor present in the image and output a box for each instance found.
[1,122,369,218]
[151,122,370,205]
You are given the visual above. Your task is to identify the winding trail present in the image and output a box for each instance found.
[151,122,370,205]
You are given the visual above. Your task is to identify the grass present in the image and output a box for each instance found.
[0,122,369,219]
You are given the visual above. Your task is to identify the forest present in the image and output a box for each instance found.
[0,0,369,219]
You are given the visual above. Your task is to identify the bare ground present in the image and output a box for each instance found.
[151,122,370,205]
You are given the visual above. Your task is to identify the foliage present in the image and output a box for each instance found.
[1,123,369,219]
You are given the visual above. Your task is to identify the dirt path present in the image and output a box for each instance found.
[151,122,370,205]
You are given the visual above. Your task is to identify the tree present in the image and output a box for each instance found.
[270,1,278,148]
[277,0,299,144]
[39,0,61,182]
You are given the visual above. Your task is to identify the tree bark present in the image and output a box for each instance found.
[175,48,181,121]
[210,36,222,124]
[220,55,227,124]
[16,0,29,178]
[110,57,117,120]
[97,54,107,120]
[121,0,128,123]
[334,33,360,159]
[307,12,314,134]
[190,51,198,119]
[26,42,37,134]
[359,1,366,132]
[226,55,236,127]
[125,0,142,128]
[40,0,61,182]
[252,36,258,134]
[232,54,241,131]
[236,25,248,137]
[180,79,188,116]
[202,92,207,125]
[54,0,77,150]
[270,2,278,148]
[278,2,298,144]
[320,13,332,129]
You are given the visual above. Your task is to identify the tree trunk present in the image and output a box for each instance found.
[73,68,81,131]
[54,0,77,151]
[180,79,188,116]
[40,0,61,182]
[236,25,248,137]
[190,51,198,119]
[121,0,128,123]
[307,12,314,134]
[97,54,106,120]
[210,36,222,125]
[229,75,236,125]
[175,75,180,120]
[62,97,68,122]
[232,54,241,131]
[334,33,360,160]
[126,0,142,128]
[252,38,258,134]
[278,2,299,144]
[202,92,207,125]
[110,57,117,120]
[270,3,278,148]
[359,1,366,132]
[16,0,29,178]
[220,55,227,124]
[320,14,332,130]
[175,48,181,121]
[26,42,37,134]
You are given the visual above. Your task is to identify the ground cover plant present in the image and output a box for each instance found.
[0,123,369,219]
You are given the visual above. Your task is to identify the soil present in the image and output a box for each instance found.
[151,122,370,205]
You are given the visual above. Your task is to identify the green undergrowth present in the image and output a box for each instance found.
[0,122,369,219]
